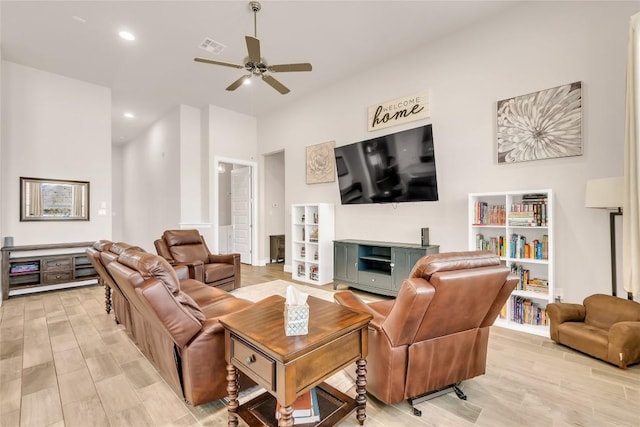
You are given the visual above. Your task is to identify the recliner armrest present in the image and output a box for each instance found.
[207,253,240,266]
[334,291,385,330]
[173,264,190,281]
[173,261,205,282]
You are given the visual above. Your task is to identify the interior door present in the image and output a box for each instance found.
[231,166,252,264]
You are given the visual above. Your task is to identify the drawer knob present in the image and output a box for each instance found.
[245,355,256,364]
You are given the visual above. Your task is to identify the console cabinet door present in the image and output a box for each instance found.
[391,248,426,291]
[334,242,358,283]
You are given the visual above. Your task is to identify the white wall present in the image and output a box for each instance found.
[121,106,181,250]
[0,61,111,245]
[218,164,232,226]
[179,105,203,224]
[119,104,257,252]
[205,105,258,256]
[111,144,124,242]
[258,1,636,303]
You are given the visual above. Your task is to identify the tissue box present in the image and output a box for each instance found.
[284,304,309,336]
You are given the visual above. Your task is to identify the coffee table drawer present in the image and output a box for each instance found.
[232,338,275,391]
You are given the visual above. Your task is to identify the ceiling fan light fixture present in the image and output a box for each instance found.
[194,1,311,94]
[118,30,136,41]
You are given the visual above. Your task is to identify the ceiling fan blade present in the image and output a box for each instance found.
[268,63,312,73]
[194,57,244,69]
[262,75,290,94]
[226,75,250,91]
[245,36,261,63]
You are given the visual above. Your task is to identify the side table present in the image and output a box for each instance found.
[219,295,372,426]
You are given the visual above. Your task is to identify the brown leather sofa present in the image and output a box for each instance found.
[101,246,254,405]
[547,294,640,369]
[334,251,517,414]
[86,241,145,333]
[155,229,241,291]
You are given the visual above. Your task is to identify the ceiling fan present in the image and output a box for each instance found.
[194,1,312,95]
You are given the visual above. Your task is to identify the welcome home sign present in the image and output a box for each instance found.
[367,91,430,131]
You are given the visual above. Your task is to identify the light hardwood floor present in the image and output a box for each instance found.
[1,263,639,427]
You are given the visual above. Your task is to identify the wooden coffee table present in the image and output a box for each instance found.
[220,295,372,427]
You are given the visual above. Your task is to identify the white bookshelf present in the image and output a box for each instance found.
[468,189,554,337]
[291,203,335,285]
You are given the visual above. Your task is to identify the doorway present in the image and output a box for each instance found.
[213,156,258,265]
[264,151,286,269]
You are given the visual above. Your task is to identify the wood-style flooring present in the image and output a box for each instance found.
[1,263,639,426]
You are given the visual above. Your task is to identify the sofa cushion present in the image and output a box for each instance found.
[180,278,234,309]
[558,322,609,360]
[584,294,640,330]
[118,250,182,295]
[110,241,143,255]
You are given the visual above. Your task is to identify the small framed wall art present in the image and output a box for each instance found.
[306,140,336,184]
[497,81,582,164]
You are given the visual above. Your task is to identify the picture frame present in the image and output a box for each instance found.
[497,81,582,164]
[306,141,336,184]
[20,177,90,221]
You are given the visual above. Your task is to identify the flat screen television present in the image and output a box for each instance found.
[334,124,438,205]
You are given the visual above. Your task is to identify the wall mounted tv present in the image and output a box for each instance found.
[334,124,438,205]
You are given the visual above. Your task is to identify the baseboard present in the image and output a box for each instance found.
[284,264,292,273]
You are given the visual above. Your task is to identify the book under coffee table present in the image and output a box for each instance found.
[219,295,372,427]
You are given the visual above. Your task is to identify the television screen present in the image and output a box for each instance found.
[334,124,438,204]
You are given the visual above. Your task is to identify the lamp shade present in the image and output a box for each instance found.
[585,177,624,209]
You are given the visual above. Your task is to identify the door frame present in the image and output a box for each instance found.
[212,156,258,266]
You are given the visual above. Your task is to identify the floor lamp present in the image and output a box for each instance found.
[585,177,630,299]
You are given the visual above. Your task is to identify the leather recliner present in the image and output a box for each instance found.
[86,241,145,334]
[107,248,254,405]
[547,294,640,369]
[155,229,241,291]
[334,251,517,413]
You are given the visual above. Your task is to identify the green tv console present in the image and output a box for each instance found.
[333,239,439,297]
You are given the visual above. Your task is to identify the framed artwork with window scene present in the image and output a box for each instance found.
[20,177,90,221]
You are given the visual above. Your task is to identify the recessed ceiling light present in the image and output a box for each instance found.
[123,112,135,119]
[118,31,136,41]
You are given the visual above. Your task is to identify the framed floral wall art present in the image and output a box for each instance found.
[306,140,336,184]
[497,81,582,164]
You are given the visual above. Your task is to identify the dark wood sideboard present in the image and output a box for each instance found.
[1,242,98,300]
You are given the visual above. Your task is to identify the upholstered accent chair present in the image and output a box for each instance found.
[154,229,240,291]
[548,294,640,369]
[334,251,517,415]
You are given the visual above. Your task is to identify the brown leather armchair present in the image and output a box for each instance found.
[547,294,640,368]
[334,251,517,415]
[155,229,241,291]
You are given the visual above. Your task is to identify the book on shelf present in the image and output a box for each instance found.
[275,388,320,424]
[472,201,506,225]
[511,296,548,326]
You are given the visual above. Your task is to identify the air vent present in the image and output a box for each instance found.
[199,38,226,54]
